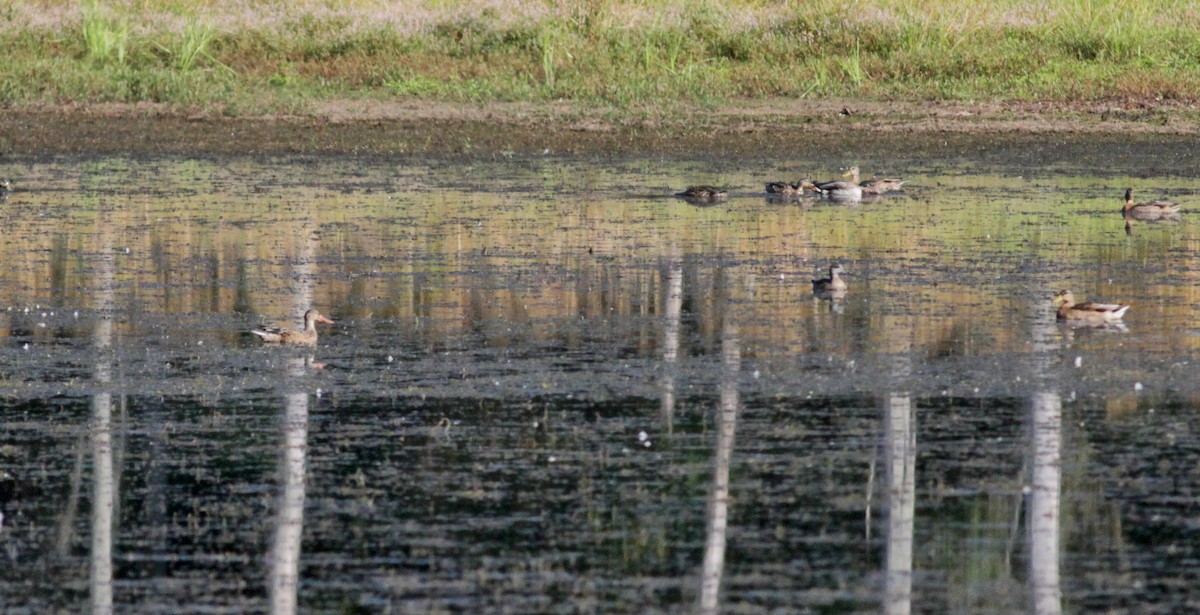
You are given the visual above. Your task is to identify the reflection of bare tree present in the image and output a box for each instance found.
[91,212,118,615]
[291,229,320,325]
[699,311,739,615]
[660,250,683,433]
[54,436,86,558]
[269,358,310,615]
[268,222,318,615]
[1028,298,1062,615]
[91,351,115,614]
[882,355,915,615]
[1029,391,1062,614]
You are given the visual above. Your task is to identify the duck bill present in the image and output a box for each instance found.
[317,315,335,324]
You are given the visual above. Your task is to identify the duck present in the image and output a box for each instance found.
[1122,187,1180,219]
[676,185,728,200]
[251,309,335,346]
[811,167,862,201]
[812,264,848,293]
[836,167,906,196]
[766,179,821,196]
[765,181,804,195]
[1053,290,1129,323]
[812,166,857,190]
[861,177,906,195]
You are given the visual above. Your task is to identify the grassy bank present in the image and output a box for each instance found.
[2,0,1200,115]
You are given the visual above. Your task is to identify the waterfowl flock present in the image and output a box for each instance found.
[237,177,1184,348]
[684,165,907,204]
[676,170,1182,324]
[235,177,1185,346]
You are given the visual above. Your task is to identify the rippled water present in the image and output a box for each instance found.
[3,138,1200,613]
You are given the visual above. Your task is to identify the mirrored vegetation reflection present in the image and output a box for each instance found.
[2,154,1200,611]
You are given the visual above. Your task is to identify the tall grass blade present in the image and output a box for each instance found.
[153,21,234,74]
[82,1,128,65]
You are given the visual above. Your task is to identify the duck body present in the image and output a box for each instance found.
[813,167,904,197]
[812,166,863,201]
[765,181,804,195]
[812,265,848,293]
[813,181,862,201]
[861,178,906,195]
[675,185,728,201]
[251,309,335,346]
[812,166,858,190]
[1122,187,1180,219]
[1053,290,1128,323]
[763,178,820,195]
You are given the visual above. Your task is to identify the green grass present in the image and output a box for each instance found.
[81,1,128,65]
[2,0,1200,114]
[155,22,226,72]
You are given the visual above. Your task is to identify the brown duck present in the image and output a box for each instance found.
[766,181,804,195]
[812,264,848,293]
[1053,290,1129,323]
[676,185,728,200]
[763,180,820,194]
[838,166,906,195]
[1122,188,1181,219]
[811,167,862,201]
[862,177,906,195]
[251,309,335,346]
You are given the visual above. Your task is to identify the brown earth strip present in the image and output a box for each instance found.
[1,98,1198,158]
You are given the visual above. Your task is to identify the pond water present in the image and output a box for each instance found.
[2,136,1200,613]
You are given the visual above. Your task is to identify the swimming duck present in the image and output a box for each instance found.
[812,264,848,293]
[766,181,804,195]
[812,166,857,190]
[675,185,728,200]
[838,167,906,196]
[1053,290,1129,323]
[1122,188,1180,219]
[861,177,906,195]
[251,309,335,346]
[766,179,822,196]
[811,167,862,201]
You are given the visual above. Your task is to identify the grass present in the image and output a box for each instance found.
[156,22,226,72]
[81,1,128,65]
[2,0,1200,115]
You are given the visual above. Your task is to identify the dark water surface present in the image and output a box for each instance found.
[3,139,1200,613]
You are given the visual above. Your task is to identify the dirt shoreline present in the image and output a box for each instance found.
[2,98,1198,157]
